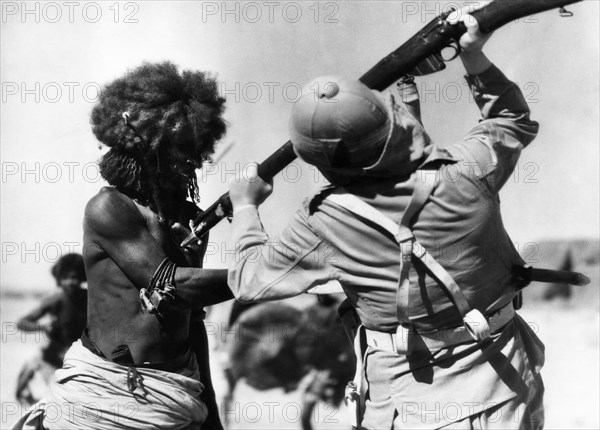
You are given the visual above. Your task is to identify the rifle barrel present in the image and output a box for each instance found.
[182,0,584,248]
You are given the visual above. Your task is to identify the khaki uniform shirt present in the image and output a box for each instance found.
[227,65,544,428]
[228,65,539,332]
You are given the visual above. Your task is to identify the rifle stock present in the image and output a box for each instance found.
[181,0,582,248]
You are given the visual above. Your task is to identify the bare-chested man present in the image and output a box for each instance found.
[13,62,233,430]
[16,254,87,406]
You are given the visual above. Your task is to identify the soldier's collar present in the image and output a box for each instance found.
[417,145,457,169]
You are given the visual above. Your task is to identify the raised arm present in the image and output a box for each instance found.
[447,7,539,193]
[84,188,232,307]
[451,9,494,76]
[227,164,335,302]
[227,206,335,302]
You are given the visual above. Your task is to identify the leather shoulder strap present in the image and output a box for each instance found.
[324,171,475,322]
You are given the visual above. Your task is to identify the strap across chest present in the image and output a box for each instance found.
[325,170,491,354]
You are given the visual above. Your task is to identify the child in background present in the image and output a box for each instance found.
[15,253,87,405]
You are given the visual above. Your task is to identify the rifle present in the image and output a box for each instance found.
[181,0,582,248]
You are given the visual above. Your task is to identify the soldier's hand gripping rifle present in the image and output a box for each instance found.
[181,0,582,249]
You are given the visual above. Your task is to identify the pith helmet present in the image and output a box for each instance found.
[289,76,431,183]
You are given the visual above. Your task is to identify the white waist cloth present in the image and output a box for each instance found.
[11,340,208,430]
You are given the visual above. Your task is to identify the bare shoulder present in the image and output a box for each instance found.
[84,187,145,239]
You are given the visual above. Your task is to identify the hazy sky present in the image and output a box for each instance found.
[1,1,598,291]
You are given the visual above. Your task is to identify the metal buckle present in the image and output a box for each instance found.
[395,325,413,355]
[463,309,490,341]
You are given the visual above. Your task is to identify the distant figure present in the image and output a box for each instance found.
[15,253,87,405]
[223,295,355,430]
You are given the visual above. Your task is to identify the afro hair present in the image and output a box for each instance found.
[51,253,86,283]
[91,61,226,165]
[90,62,227,206]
